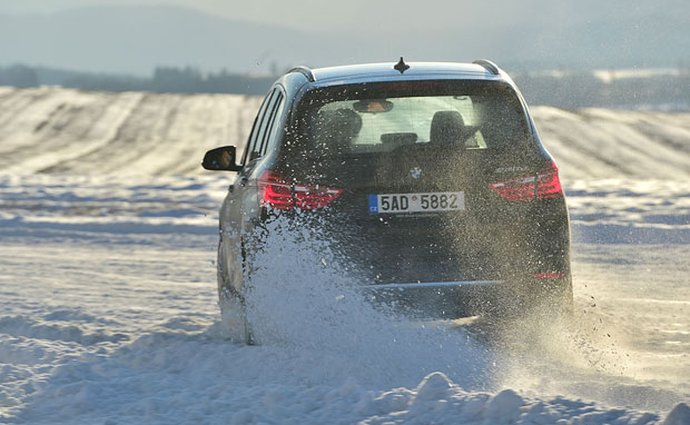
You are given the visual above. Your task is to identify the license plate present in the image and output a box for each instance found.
[368,192,465,214]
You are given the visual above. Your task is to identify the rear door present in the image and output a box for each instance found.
[220,87,284,283]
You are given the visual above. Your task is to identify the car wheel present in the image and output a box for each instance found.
[217,241,255,345]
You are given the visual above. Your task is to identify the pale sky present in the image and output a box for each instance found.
[0,0,671,34]
[1,0,686,74]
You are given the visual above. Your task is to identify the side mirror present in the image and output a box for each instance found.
[202,146,242,171]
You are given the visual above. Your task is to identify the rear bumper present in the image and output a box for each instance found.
[362,276,572,318]
[363,279,506,318]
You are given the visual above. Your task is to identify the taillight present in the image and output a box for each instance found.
[258,170,344,210]
[489,161,563,201]
[258,171,293,210]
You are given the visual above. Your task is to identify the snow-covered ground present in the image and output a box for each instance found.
[0,87,689,424]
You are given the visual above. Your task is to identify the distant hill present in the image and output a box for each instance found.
[0,86,688,179]
[0,5,324,75]
[0,4,688,75]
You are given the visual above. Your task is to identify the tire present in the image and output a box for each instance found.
[217,241,255,345]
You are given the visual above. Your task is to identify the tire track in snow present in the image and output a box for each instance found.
[55,93,180,175]
[579,109,690,177]
[38,92,145,174]
[528,107,630,179]
[0,89,145,174]
[632,113,690,155]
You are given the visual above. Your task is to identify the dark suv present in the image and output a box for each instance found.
[203,59,572,343]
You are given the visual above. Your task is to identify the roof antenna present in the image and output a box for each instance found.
[394,57,410,74]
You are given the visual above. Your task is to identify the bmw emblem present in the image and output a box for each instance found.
[409,167,422,180]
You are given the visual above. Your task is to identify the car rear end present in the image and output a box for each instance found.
[255,71,571,318]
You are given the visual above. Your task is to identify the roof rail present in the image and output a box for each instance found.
[288,65,316,82]
[472,59,500,75]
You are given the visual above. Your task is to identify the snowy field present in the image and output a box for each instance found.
[0,87,689,424]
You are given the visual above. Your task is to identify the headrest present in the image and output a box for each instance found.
[430,110,465,144]
[313,109,362,154]
[315,108,362,138]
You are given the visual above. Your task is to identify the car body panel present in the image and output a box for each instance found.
[207,59,572,318]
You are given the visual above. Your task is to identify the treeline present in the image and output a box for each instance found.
[0,64,275,95]
[68,67,276,94]
[514,69,690,110]
[0,64,39,88]
[1,63,689,110]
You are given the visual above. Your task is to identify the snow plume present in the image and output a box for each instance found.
[491,295,688,413]
[243,215,499,391]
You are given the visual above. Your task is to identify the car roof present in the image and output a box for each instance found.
[303,61,504,88]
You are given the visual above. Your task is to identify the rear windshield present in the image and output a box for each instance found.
[292,80,531,156]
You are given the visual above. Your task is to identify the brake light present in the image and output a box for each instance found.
[489,161,563,201]
[258,171,293,209]
[258,170,344,210]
